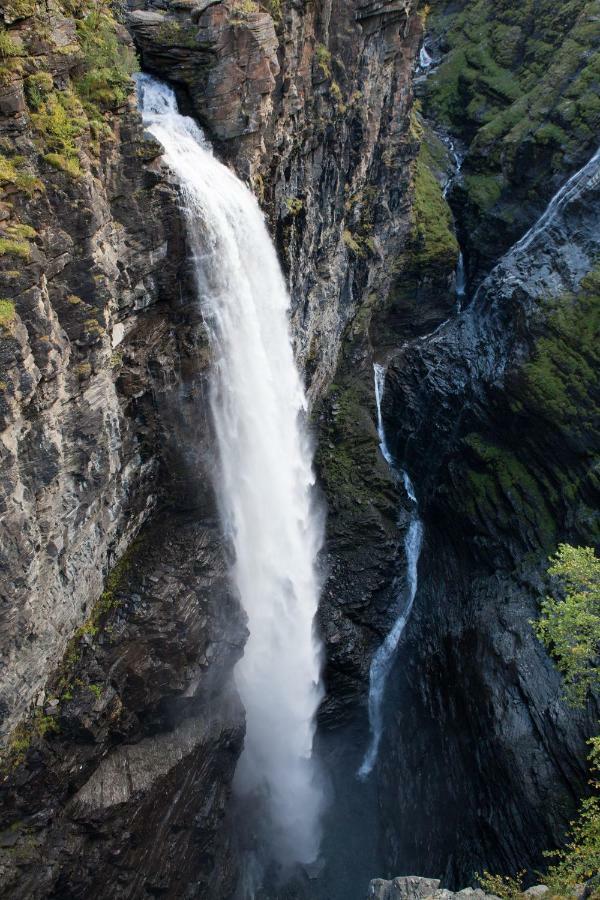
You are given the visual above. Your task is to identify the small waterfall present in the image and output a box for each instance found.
[511,145,600,254]
[419,45,433,69]
[138,76,324,871]
[357,366,424,780]
[455,250,466,308]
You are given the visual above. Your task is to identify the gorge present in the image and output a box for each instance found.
[0,0,598,899]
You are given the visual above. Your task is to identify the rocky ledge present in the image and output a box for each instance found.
[368,877,555,900]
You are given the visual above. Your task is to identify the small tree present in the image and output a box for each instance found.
[534,544,600,894]
[534,544,600,706]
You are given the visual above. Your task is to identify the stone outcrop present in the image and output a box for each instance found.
[368,877,501,900]
[0,516,246,898]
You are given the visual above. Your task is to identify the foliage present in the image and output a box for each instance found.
[315,42,332,78]
[0,28,23,58]
[74,7,138,110]
[32,90,87,176]
[534,544,600,706]
[477,870,526,900]
[0,237,30,258]
[24,71,54,110]
[0,298,16,328]
[0,153,43,195]
[544,793,600,893]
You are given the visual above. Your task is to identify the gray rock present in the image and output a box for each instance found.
[369,876,441,900]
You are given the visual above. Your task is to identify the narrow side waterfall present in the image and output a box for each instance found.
[138,76,324,869]
[357,366,424,779]
[511,145,600,254]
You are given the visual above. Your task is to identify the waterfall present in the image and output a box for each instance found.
[511,145,600,254]
[357,366,424,780]
[455,250,466,308]
[419,45,433,68]
[138,75,324,869]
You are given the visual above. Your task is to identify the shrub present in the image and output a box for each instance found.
[25,71,54,110]
[316,43,332,78]
[74,8,138,111]
[534,544,600,706]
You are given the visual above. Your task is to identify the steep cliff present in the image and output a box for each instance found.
[0,1,246,896]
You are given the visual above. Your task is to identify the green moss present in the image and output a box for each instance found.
[424,0,600,240]
[462,173,503,211]
[0,28,23,58]
[5,222,36,240]
[285,196,304,216]
[0,237,30,258]
[0,153,43,195]
[0,298,16,328]
[412,143,459,269]
[57,537,141,688]
[520,266,600,433]
[461,433,557,545]
[43,152,82,177]
[315,43,332,78]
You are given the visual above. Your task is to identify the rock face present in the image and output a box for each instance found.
[0,515,246,898]
[0,1,193,742]
[376,114,600,883]
[127,0,423,398]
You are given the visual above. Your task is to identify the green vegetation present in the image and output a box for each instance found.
[538,546,600,892]
[24,71,53,109]
[342,229,374,259]
[74,8,138,109]
[519,267,600,434]
[231,0,259,16]
[315,43,332,78]
[32,90,88,177]
[0,237,30,258]
[461,433,556,546]
[424,0,600,255]
[0,28,23,58]
[58,537,140,689]
[477,871,526,900]
[0,153,43,195]
[481,545,599,895]
[412,142,459,270]
[0,298,16,328]
[285,196,304,216]
[534,544,600,706]
[2,709,59,771]
[261,0,282,20]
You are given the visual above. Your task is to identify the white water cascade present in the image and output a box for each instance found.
[138,76,324,869]
[511,145,600,254]
[357,364,424,779]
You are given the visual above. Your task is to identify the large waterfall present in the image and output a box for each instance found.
[357,365,424,779]
[139,76,324,871]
